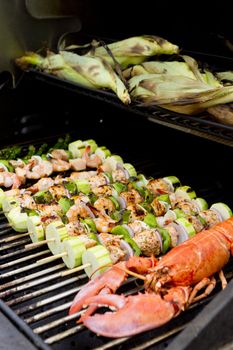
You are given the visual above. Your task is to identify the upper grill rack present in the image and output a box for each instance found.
[27,69,233,148]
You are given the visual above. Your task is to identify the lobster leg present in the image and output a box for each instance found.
[188,277,216,305]
[219,270,227,289]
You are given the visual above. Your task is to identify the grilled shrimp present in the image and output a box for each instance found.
[89,174,108,189]
[127,204,145,222]
[50,149,69,161]
[69,171,97,181]
[93,197,115,214]
[112,169,128,183]
[174,199,199,215]
[199,209,222,228]
[66,199,94,222]
[27,177,55,193]
[94,215,116,233]
[151,198,168,216]
[66,222,88,235]
[99,233,126,264]
[48,185,69,201]
[25,157,53,179]
[82,145,102,168]
[92,185,113,197]
[120,189,142,206]
[146,178,170,196]
[69,159,87,171]
[0,171,22,189]
[50,158,71,172]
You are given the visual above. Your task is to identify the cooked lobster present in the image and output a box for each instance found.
[69,217,233,338]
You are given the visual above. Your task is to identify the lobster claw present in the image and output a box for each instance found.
[82,293,177,338]
[69,262,127,315]
[69,257,156,316]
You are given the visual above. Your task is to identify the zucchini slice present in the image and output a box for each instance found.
[2,196,19,215]
[68,140,83,158]
[193,197,208,211]
[95,146,111,161]
[123,163,137,177]
[62,237,86,269]
[210,202,233,221]
[82,245,112,279]
[0,188,5,209]
[27,216,44,243]
[7,207,28,232]
[45,221,69,255]
[163,176,181,191]
[175,186,196,201]
[175,217,196,243]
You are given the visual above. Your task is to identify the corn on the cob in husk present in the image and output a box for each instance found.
[85,35,179,68]
[15,51,130,104]
[59,51,130,104]
[16,52,96,89]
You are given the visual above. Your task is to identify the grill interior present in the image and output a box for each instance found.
[24,47,233,148]
[1,70,233,350]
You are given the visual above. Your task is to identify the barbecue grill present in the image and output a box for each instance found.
[1,1,233,350]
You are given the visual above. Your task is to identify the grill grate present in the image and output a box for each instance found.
[0,134,233,349]
[1,191,233,349]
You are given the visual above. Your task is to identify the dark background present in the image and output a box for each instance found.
[78,0,233,57]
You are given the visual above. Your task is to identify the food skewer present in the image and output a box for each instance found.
[1,138,233,283]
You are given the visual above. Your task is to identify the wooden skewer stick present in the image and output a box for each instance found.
[25,239,55,249]
[37,252,67,264]
[61,263,91,277]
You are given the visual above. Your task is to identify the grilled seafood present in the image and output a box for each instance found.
[69,218,233,338]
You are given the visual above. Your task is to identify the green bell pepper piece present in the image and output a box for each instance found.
[111,225,141,256]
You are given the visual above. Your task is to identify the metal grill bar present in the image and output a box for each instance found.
[93,337,129,350]
[0,222,10,229]
[45,325,84,345]
[0,263,65,290]
[129,325,186,350]
[0,227,16,235]
[0,249,51,270]
[0,273,81,305]
[6,276,83,307]
[16,285,83,315]
[0,232,29,243]
[0,238,31,251]
[25,301,73,324]
[33,311,82,334]
[0,250,51,278]
[0,246,40,261]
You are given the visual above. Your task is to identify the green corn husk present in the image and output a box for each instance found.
[216,71,233,83]
[16,51,130,104]
[129,73,233,114]
[86,35,179,68]
[129,74,233,114]
[124,61,196,79]
[124,57,221,89]
[16,52,96,89]
[181,55,221,87]
[60,51,130,104]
